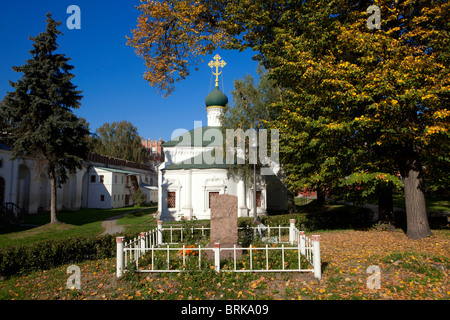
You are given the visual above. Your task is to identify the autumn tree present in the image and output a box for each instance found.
[220,65,286,217]
[1,14,89,224]
[92,120,149,165]
[127,0,450,239]
[126,0,229,97]
[249,0,449,239]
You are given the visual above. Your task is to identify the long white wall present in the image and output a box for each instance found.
[0,149,157,214]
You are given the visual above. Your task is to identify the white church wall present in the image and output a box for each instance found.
[164,146,215,167]
[157,162,165,214]
[159,167,268,221]
[160,170,182,220]
[192,169,228,220]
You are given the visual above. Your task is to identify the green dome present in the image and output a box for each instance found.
[205,86,228,108]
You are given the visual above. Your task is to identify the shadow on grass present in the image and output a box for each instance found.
[237,200,375,235]
[301,203,375,232]
[0,206,152,236]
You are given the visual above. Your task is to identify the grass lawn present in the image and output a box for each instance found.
[366,194,450,213]
[0,205,157,249]
[394,194,450,213]
[1,228,448,300]
[1,201,449,301]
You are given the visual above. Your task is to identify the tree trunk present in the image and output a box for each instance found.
[402,159,432,240]
[316,187,325,206]
[378,185,395,231]
[253,163,257,219]
[49,170,60,224]
[286,190,297,213]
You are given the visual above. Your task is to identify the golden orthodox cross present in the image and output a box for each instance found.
[208,54,226,86]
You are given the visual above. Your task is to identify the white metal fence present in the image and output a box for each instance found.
[116,219,321,279]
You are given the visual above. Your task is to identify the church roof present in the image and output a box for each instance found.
[162,126,224,148]
[164,150,232,170]
[93,166,141,175]
[205,85,228,108]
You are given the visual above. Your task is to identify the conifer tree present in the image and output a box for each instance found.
[1,13,89,224]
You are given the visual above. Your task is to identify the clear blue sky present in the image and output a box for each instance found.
[0,0,259,142]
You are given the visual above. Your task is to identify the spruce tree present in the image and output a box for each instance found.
[1,13,89,224]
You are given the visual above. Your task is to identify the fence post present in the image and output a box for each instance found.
[299,231,305,255]
[140,232,146,256]
[289,219,295,245]
[214,243,220,272]
[157,220,163,246]
[116,236,125,278]
[312,235,321,280]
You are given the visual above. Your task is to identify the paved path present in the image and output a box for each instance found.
[100,208,153,236]
[100,212,129,236]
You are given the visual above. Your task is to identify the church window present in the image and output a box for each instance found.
[209,192,220,208]
[100,195,105,202]
[167,192,176,208]
[100,175,104,183]
[256,191,262,207]
[91,175,96,183]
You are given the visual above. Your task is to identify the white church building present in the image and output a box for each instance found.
[157,55,287,221]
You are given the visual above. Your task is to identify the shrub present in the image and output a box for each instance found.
[0,231,140,278]
[237,205,373,232]
[133,188,147,207]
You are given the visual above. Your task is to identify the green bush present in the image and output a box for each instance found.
[0,231,140,278]
[237,205,373,232]
[133,188,147,207]
[300,206,374,231]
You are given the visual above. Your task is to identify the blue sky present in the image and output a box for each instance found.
[0,0,259,142]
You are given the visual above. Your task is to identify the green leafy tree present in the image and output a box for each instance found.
[127,0,450,239]
[132,188,147,207]
[92,120,149,165]
[220,65,284,217]
[1,13,89,224]
[272,1,448,239]
[224,0,449,239]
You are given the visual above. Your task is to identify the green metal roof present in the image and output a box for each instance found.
[205,85,228,107]
[164,150,232,170]
[94,166,140,175]
[162,126,224,148]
